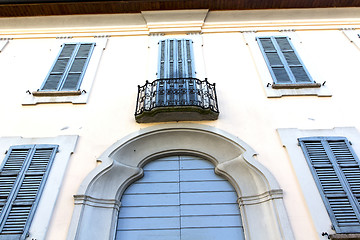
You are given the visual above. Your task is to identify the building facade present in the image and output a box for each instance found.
[0,5,360,240]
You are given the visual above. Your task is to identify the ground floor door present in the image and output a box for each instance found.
[115,155,245,240]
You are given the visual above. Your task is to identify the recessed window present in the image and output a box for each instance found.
[243,31,331,97]
[299,137,360,234]
[34,43,95,95]
[22,38,107,105]
[0,144,58,239]
[257,36,320,89]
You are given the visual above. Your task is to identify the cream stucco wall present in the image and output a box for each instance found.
[0,8,360,240]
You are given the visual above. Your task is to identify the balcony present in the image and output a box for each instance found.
[135,78,219,123]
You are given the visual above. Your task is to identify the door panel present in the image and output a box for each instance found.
[115,156,244,240]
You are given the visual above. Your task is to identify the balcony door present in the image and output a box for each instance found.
[156,39,197,107]
[115,155,245,240]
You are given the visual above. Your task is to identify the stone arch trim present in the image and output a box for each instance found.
[67,123,294,240]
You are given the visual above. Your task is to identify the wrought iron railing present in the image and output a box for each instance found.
[135,78,219,122]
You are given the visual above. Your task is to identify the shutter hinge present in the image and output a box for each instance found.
[321,232,330,239]
[4,150,7,154]
[349,141,353,145]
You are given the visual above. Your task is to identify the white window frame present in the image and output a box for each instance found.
[244,30,331,98]
[342,28,360,51]
[0,135,78,240]
[0,39,9,53]
[22,37,107,105]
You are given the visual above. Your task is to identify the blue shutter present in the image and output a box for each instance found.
[0,145,58,240]
[156,39,196,107]
[299,137,360,233]
[116,156,244,240]
[40,43,95,91]
[257,36,313,84]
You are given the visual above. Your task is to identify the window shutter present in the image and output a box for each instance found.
[0,145,58,240]
[257,36,313,84]
[299,137,360,233]
[157,39,195,79]
[41,43,95,91]
[156,39,196,107]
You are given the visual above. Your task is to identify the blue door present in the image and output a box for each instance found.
[115,155,245,240]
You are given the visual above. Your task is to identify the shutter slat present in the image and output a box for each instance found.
[2,149,30,172]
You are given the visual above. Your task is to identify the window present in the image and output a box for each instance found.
[22,38,107,105]
[243,31,331,97]
[257,36,319,88]
[278,128,360,237]
[0,135,77,239]
[37,43,95,93]
[299,137,360,234]
[0,144,58,240]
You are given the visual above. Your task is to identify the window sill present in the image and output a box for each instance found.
[32,90,82,96]
[265,83,331,98]
[22,91,88,105]
[272,83,321,89]
[330,233,360,240]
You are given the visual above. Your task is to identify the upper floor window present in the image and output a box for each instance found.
[23,38,107,105]
[257,36,319,88]
[244,31,331,97]
[39,43,95,93]
[299,136,360,234]
[0,144,58,240]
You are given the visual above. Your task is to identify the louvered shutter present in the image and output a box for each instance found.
[40,43,95,91]
[0,145,58,240]
[116,156,245,240]
[156,39,196,107]
[257,36,313,84]
[299,137,360,233]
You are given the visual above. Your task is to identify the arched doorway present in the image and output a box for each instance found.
[68,123,294,240]
[116,155,245,240]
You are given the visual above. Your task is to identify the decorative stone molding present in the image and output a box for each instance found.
[74,195,121,210]
[141,9,209,34]
[238,189,284,206]
[68,123,294,240]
